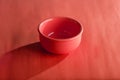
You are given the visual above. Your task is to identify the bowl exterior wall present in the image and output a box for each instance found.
[39,33,82,54]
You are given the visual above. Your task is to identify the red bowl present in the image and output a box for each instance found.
[38,17,83,54]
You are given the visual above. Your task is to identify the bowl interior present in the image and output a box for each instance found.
[40,18,82,39]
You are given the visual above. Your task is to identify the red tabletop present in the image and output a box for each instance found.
[0,0,120,79]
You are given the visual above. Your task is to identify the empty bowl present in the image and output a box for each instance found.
[38,17,83,54]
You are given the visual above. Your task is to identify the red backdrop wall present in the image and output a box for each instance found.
[0,0,120,79]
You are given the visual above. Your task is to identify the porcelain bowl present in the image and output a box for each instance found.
[38,17,83,54]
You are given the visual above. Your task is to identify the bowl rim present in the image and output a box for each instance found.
[38,17,83,41]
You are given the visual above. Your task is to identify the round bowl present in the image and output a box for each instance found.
[38,17,83,54]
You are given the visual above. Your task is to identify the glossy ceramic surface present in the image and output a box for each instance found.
[38,17,83,54]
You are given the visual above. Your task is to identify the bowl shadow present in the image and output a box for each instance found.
[0,42,68,80]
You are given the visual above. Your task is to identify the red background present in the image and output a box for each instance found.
[0,0,120,79]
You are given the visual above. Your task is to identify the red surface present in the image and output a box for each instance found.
[39,17,82,54]
[0,0,120,79]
